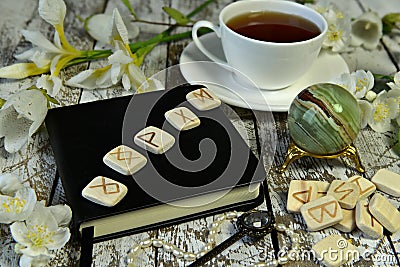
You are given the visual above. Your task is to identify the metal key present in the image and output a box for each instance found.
[188,210,274,267]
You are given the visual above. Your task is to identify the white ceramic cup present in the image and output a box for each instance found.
[192,0,328,90]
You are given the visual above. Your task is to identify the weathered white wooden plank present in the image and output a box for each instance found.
[92,232,158,266]
[358,0,400,16]
[360,0,400,71]
[0,0,107,266]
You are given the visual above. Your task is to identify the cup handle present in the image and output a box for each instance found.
[192,21,227,65]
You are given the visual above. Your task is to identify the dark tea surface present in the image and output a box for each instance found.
[226,11,321,43]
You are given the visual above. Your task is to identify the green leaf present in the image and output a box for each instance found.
[394,131,400,156]
[382,13,400,34]
[295,0,315,4]
[121,0,138,20]
[162,7,192,25]
[0,98,5,108]
[373,73,394,81]
[46,95,60,106]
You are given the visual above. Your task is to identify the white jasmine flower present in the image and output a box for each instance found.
[351,11,383,50]
[332,70,374,100]
[350,70,374,99]
[331,72,356,92]
[0,173,24,195]
[368,91,399,132]
[387,71,400,90]
[358,99,373,129]
[10,202,71,258]
[66,9,147,91]
[47,204,72,227]
[307,1,351,52]
[86,14,139,44]
[0,89,48,153]
[0,173,37,224]
[19,253,51,267]
[0,187,37,224]
[387,88,400,125]
[325,17,351,52]
[365,90,377,102]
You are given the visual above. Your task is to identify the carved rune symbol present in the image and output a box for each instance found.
[89,177,120,195]
[333,182,354,200]
[193,88,214,103]
[137,131,159,148]
[174,109,196,123]
[109,147,139,165]
[350,176,375,195]
[364,203,376,227]
[292,186,313,204]
[308,201,338,223]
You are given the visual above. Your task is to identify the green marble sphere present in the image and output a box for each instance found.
[288,83,361,155]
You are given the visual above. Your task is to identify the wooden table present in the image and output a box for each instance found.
[1,0,400,266]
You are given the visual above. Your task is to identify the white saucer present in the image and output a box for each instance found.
[179,33,349,112]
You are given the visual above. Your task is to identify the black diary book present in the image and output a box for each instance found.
[45,84,266,244]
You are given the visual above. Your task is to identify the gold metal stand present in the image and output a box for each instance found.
[277,141,365,173]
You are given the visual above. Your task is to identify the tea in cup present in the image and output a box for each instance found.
[191,0,328,90]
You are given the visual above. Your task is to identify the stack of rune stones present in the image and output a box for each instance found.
[287,169,400,238]
[81,88,221,207]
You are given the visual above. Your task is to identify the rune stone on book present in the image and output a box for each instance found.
[82,176,128,207]
[134,126,175,154]
[186,88,221,111]
[103,145,147,175]
[165,107,200,131]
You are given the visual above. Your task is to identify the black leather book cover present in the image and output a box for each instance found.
[45,84,266,242]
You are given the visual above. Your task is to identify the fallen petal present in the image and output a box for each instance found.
[0,63,49,79]
[0,107,31,153]
[38,0,66,27]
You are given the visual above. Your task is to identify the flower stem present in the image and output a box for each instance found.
[187,0,216,18]
[131,19,193,27]
[373,73,394,80]
[128,0,216,60]
[68,0,215,68]
[129,28,210,52]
